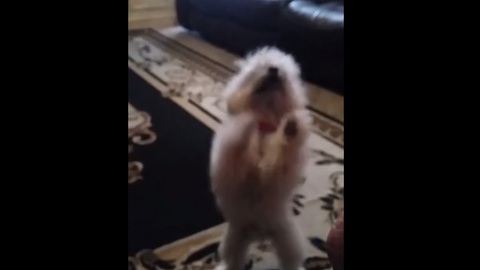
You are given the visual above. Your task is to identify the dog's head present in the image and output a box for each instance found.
[223,47,306,116]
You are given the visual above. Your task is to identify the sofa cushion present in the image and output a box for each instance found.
[189,0,285,32]
[189,0,230,18]
[189,9,280,55]
[224,0,286,31]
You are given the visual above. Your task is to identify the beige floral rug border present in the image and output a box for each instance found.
[128,103,157,184]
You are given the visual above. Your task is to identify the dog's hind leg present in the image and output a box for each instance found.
[271,219,305,270]
[217,225,251,270]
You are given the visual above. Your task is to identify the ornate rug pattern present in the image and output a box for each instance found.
[128,29,344,270]
[129,103,157,185]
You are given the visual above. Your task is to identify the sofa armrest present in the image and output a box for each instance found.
[283,0,344,31]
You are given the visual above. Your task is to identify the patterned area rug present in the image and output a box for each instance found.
[129,68,224,255]
[128,29,344,270]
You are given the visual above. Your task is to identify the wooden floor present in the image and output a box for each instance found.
[128,0,177,30]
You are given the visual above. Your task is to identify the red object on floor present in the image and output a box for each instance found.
[327,210,344,270]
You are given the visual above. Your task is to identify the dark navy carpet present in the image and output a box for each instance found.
[128,68,223,255]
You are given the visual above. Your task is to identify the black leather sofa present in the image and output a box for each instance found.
[176,0,344,95]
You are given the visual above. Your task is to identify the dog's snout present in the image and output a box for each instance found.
[255,66,283,94]
[268,67,278,78]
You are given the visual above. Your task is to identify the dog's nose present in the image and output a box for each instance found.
[268,67,278,78]
[256,67,281,94]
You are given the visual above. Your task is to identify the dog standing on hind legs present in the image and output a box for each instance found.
[210,47,310,270]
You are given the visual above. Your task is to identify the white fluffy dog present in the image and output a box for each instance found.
[210,47,310,270]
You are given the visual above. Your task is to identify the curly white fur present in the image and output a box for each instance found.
[210,47,310,270]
